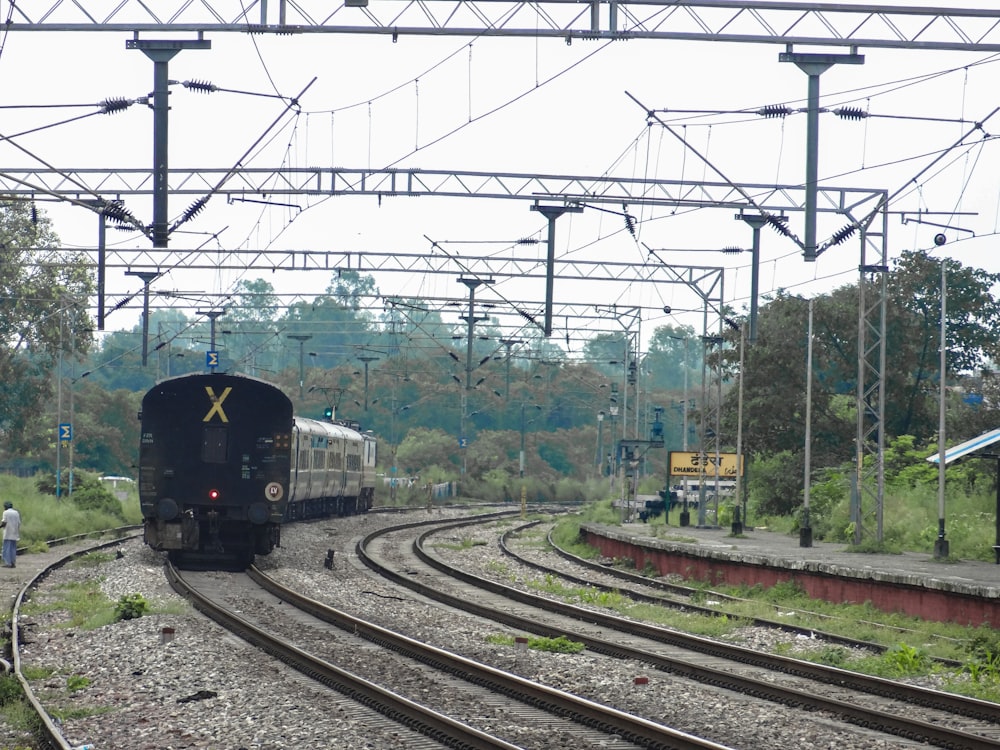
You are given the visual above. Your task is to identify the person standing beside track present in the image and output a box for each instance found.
[1,501,21,568]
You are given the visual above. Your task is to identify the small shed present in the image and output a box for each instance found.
[927,428,1000,563]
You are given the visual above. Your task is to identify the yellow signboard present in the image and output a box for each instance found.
[668,451,743,478]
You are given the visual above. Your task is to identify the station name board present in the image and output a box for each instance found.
[668,451,743,478]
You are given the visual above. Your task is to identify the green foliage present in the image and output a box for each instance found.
[0,201,93,457]
[35,470,126,521]
[526,635,586,654]
[0,674,23,706]
[396,428,460,475]
[878,643,930,676]
[537,441,572,475]
[0,474,140,555]
[65,674,90,692]
[113,593,149,621]
[814,646,849,667]
[747,450,802,517]
[485,633,585,653]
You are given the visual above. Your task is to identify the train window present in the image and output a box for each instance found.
[202,427,228,463]
[313,450,326,469]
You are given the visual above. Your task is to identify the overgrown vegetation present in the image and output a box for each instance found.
[0,473,140,555]
[486,633,586,654]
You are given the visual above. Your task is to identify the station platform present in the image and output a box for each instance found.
[579,522,1000,627]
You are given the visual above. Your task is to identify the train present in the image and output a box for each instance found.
[138,372,377,567]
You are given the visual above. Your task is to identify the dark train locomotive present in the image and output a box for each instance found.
[139,372,376,567]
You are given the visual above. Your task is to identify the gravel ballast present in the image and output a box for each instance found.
[4,512,936,750]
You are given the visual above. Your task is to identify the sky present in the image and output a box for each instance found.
[5,1,1000,359]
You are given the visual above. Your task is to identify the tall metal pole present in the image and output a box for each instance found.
[287,334,312,400]
[530,203,582,336]
[733,323,745,535]
[56,315,63,499]
[198,308,226,370]
[127,270,159,366]
[520,402,526,479]
[128,38,211,247]
[738,213,766,344]
[801,299,814,547]
[459,277,492,389]
[358,355,378,410]
[459,276,492,478]
[935,263,949,559]
[779,50,864,261]
[596,411,605,475]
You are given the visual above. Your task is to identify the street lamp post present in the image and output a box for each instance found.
[287,334,312,400]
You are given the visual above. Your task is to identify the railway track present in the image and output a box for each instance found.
[167,554,732,749]
[5,528,142,750]
[9,509,999,749]
[355,513,1000,750]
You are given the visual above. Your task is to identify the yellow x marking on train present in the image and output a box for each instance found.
[203,386,232,423]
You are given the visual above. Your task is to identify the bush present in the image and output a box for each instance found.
[35,470,125,521]
[748,450,803,517]
[113,593,149,621]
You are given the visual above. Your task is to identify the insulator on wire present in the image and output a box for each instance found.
[102,201,141,229]
[515,237,539,245]
[830,223,858,246]
[99,97,133,114]
[624,213,637,237]
[109,295,134,313]
[180,197,209,222]
[765,214,792,237]
[757,104,792,119]
[515,308,538,324]
[722,246,742,254]
[835,107,868,121]
[183,80,218,94]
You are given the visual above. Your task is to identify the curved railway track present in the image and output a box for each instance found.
[529,521,968,654]
[500,521,961,659]
[7,527,142,750]
[9,511,1000,749]
[356,512,1000,750]
[166,546,732,750]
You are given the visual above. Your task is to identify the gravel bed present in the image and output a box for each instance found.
[4,511,937,750]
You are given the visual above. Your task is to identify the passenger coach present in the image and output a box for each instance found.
[139,372,375,568]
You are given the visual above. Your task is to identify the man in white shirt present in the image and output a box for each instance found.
[1,501,21,568]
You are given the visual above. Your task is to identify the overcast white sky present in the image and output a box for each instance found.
[5,3,1000,354]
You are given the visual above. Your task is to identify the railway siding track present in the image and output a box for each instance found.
[501,522,976,692]
[357,513,1000,750]
[501,521,952,659]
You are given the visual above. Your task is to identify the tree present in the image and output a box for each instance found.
[221,279,283,375]
[720,251,1000,518]
[643,324,701,390]
[886,250,1000,439]
[396,427,459,476]
[0,199,94,456]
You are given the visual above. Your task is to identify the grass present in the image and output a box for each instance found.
[486,633,586,654]
[0,474,142,554]
[1,546,186,743]
[548,507,1000,701]
[435,536,488,551]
